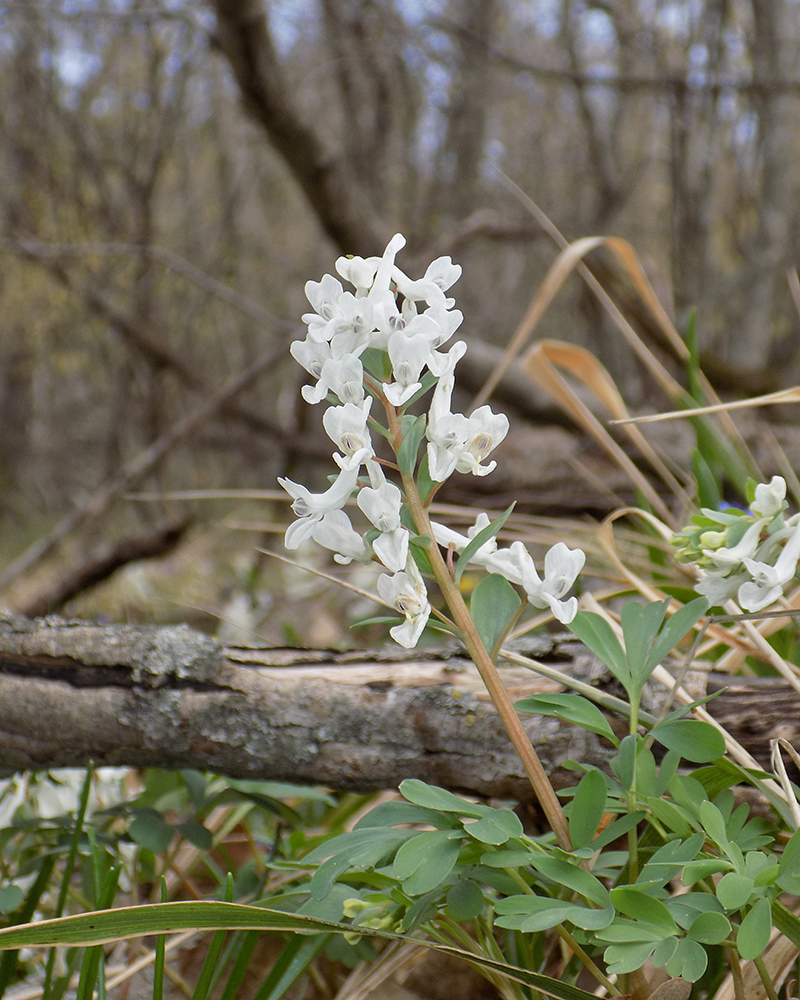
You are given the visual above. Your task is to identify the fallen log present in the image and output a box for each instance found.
[0,612,797,799]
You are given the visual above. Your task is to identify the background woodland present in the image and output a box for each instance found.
[2,0,800,643]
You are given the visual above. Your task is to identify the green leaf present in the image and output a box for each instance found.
[355,801,459,830]
[392,830,462,895]
[716,872,754,912]
[360,348,393,381]
[129,811,174,853]
[664,937,707,982]
[610,889,677,932]
[651,720,725,763]
[528,855,610,908]
[399,780,487,818]
[495,896,614,932]
[0,902,601,1000]
[446,880,485,921]
[603,940,659,975]
[692,449,722,510]
[0,887,22,915]
[515,694,619,747]
[698,801,730,850]
[415,452,437,505]
[569,769,608,849]
[644,597,708,674]
[464,810,523,845]
[396,414,427,478]
[777,826,800,894]
[454,504,515,585]
[621,599,669,688]
[682,859,731,886]
[737,897,772,961]
[469,574,521,656]
[569,612,629,687]
[175,821,212,851]
[687,910,731,945]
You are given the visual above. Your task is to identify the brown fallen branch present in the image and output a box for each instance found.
[1,613,798,799]
[15,517,192,618]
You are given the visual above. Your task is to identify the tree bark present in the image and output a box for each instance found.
[1,613,797,799]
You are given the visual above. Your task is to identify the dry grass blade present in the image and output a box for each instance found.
[491,175,758,471]
[522,340,682,526]
[609,385,800,425]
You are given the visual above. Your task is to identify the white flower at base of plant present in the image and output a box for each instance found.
[377,559,431,648]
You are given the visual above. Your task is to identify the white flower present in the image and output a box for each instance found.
[454,406,509,477]
[739,519,800,611]
[525,542,584,624]
[701,518,767,572]
[278,466,360,548]
[750,475,787,518]
[312,510,371,565]
[323,398,374,471]
[303,355,365,406]
[431,512,498,562]
[358,481,408,572]
[377,559,431,648]
[290,336,331,380]
[384,325,436,407]
[302,273,345,340]
[695,571,748,606]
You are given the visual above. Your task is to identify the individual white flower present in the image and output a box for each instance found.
[278,466,360,548]
[377,559,431,648]
[739,519,800,611]
[290,336,331,381]
[302,273,345,340]
[453,406,509,477]
[695,570,748,606]
[384,326,436,407]
[328,293,377,356]
[478,540,535,587]
[431,512,498,563]
[701,518,767,572]
[312,510,371,565]
[358,481,409,572]
[303,355,365,406]
[323,398,374,471]
[524,542,585,624]
[750,475,787,519]
[335,254,382,293]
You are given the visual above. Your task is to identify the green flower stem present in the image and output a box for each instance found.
[725,946,746,1000]
[753,955,780,1000]
[391,423,572,851]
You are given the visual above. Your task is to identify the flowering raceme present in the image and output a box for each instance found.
[279,234,585,647]
[672,475,800,612]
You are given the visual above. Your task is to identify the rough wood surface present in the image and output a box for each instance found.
[1,612,797,798]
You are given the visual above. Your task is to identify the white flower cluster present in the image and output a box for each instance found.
[279,234,584,646]
[672,475,800,611]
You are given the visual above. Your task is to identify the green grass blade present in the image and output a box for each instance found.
[43,764,94,1000]
[0,901,599,1000]
[153,879,167,1000]
[0,853,56,999]
[252,933,328,1000]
